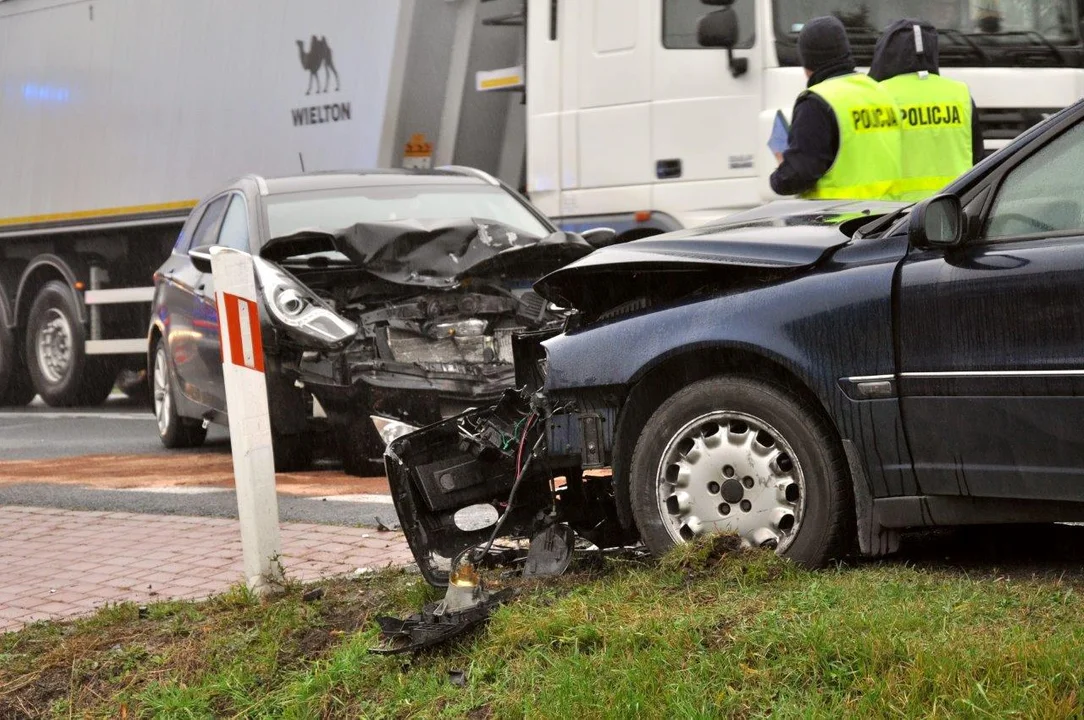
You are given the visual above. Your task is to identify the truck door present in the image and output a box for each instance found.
[560,0,655,211]
[651,0,763,224]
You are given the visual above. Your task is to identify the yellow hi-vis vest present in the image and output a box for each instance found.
[880,73,974,202]
[803,74,904,201]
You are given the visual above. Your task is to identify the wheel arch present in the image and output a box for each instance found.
[609,343,850,533]
[14,255,88,330]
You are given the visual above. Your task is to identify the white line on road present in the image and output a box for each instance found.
[98,486,395,504]
[0,411,152,421]
[314,494,394,505]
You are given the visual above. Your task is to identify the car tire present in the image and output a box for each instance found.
[338,419,385,477]
[25,281,118,407]
[628,375,853,568]
[273,431,314,472]
[152,338,207,449]
[0,319,35,406]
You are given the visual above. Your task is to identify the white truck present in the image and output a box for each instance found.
[0,0,1080,407]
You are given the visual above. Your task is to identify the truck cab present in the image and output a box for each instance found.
[527,0,1084,235]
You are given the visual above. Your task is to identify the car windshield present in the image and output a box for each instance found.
[774,1,1081,64]
[264,184,552,241]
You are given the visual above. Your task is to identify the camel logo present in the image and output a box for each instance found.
[296,35,340,95]
[291,35,352,128]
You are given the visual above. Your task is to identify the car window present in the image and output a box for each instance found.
[662,0,755,49]
[173,205,206,253]
[984,122,1084,240]
[188,196,229,252]
[216,195,250,252]
[264,184,552,240]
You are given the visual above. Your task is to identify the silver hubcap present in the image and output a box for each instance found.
[656,411,805,552]
[35,308,73,384]
[153,347,172,436]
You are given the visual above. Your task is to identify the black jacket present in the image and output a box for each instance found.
[771,23,986,198]
[869,18,985,167]
[769,62,852,197]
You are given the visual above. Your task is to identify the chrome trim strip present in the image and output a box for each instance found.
[902,370,1084,378]
[846,370,1084,381]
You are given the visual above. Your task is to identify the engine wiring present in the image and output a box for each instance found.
[469,412,545,566]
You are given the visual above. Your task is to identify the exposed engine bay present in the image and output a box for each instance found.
[254,218,595,464]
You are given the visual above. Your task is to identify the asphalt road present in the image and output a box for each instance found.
[0,394,231,460]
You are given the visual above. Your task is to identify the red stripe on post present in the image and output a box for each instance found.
[246,296,265,372]
[219,291,265,373]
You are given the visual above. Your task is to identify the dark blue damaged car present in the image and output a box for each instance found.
[387,101,1084,585]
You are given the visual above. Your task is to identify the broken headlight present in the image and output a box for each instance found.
[253,258,357,349]
[371,415,419,446]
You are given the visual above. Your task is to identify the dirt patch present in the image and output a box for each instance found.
[0,453,389,496]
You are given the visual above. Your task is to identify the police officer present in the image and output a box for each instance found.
[870,18,984,202]
[770,16,903,200]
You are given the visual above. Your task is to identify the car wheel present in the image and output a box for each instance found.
[26,281,118,406]
[152,338,207,448]
[0,319,35,406]
[273,431,314,472]
[629,375,853,568]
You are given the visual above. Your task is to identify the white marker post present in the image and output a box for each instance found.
[209,246,284,596]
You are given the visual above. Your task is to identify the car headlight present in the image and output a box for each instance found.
[371,415,419,447]
[253,258,357,348]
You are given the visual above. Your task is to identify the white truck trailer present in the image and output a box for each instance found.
[1,0,1081,407]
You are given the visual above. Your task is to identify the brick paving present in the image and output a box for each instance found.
[0,506,414,634]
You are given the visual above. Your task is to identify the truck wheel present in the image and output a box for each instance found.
[0,321,35,406]
[26,281,117,407]
[152,338,207,448]
[272,431,314,472]
[338,419,385,477]
[628,376,853,568]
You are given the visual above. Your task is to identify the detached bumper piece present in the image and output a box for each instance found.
[372,561,514,655]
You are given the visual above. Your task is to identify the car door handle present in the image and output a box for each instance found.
[656,159,682,180]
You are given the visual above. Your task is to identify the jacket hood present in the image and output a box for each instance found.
[534,199,903,314]
[260,218,595,289]
[869,19,940,81]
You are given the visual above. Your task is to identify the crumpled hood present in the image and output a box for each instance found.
[261,218,594,289]
[535,199,903,312]
[869,18,940,80]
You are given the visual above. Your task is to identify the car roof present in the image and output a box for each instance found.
[258,169,493,195]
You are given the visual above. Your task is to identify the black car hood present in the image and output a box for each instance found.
[261,218,594,288]
[535,199,903,311]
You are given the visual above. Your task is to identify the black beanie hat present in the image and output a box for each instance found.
[798,16,854,72]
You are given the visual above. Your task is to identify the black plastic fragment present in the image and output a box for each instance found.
[371,589,513,655]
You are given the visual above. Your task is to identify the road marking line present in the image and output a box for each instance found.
[314,494,394,505]
[0,411,151,421]
[95,487,394,504]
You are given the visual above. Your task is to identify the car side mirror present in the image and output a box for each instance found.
[909,194,964,250]
[696,9,749,77]
[189,244,215,273]
[580,227,618,249]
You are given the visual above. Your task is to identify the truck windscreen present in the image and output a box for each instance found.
[774,1,1082,67]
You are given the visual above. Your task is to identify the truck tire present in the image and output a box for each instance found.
[628,375,854,568]
[0,321,35,406]
[25,280,117,407]
[152,338,207,448]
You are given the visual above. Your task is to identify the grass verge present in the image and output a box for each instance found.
[2,535,1083,718]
